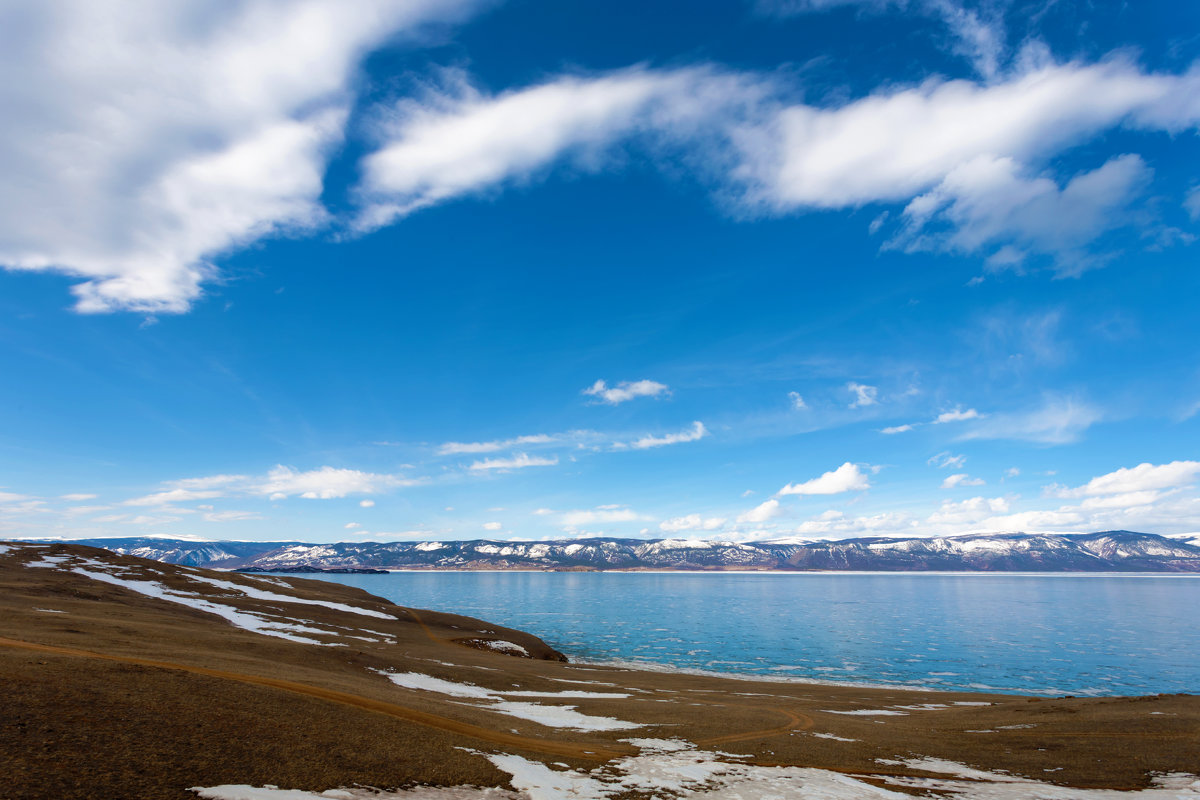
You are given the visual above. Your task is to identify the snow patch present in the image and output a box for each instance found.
[376,671,641,732]
[185,574,394,619]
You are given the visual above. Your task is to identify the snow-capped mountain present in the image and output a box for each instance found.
[34,531,1200,572]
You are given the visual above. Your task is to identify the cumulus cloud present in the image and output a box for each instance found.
[846,382,879,408]
[1051,461,1200,498]
[778,462,871,496]
[926,496,1010,526]
[737,499,784,524]
[482,521,503,531]
[0,0,482,312]
[618,421,709,450]
[583,379,671,405]
[468,453,560,472]
[439,433,560,454]
[959,395,1101,444]
[788,391,808,410]
[941,473,985,489]
[790,509,918,538]
[359,499,376,508]
[660,514,727,532]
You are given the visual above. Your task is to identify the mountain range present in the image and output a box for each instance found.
[32,530,1200,572]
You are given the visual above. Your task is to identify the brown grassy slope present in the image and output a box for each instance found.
[0,541,1196,800]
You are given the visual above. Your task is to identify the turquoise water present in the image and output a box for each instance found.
[291,571,1200,696]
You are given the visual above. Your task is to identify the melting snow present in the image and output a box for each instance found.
[821,709,909,715]
[476,640,529,656]
[377,671,641,732]
[73,568,332,645]
[186,574,395,619]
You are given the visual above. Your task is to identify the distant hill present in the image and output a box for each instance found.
[41,531,1200,572]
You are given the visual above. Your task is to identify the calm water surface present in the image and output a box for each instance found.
[290,571,1200,696]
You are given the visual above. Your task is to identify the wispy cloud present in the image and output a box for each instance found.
[881,424,913,434]
[583,379,671,405]
[941,473,985,489]
[933,407,981,423]
[959,395,1101,444]
[439,433,561,455]
[846,382,879,408]
[468,453,560,471]
[257,465,420,500]
[616,421,709,450]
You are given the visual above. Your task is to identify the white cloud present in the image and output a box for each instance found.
[659,514,727,532]
[344,522,362,530]
[737,499,783,524]
[881,424,914,434]
[926,496,1011,526]
[167,474,250,490]
[620,421,709,450]
[846,382,879,408]
[928,451,966,469]
[258,465,417,499]
[468,453,559,471]
[482,521,503,531]
[933,407,981,423]
[741,58,1200,213]
[203,510,261,523]
[1004,467,1021,478]
[891,154,1152,272]
[532,508,555,516]
[1053,461,1200,498]
[357,66,763,227]
[778,462,871,496]
[60,493,98,502]
[941,473,985,489]
[359,499,376,508]
[960,395,1101,444]
[124,488,224,507]
[561,508,645,526]
[583,379,670,405]
[0,1,482,312]
[788,391,807,410]
[790,509,918,538]
[439,433,560,455]
[1185,185,1200,221]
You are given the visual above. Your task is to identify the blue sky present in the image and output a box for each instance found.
[1,0,1198,543]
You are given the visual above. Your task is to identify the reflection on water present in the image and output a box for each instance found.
[291,571,1199,696]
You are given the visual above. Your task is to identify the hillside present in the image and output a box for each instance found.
[1,541,1198,799]
[57,530,1200,572]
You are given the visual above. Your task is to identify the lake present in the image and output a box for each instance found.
[287,571,1200,697]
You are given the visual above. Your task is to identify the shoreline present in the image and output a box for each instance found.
[3,542,1198,799]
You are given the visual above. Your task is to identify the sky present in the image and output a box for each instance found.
[0,0,1198,544]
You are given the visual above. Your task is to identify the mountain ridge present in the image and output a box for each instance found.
[23,530,1200,572]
